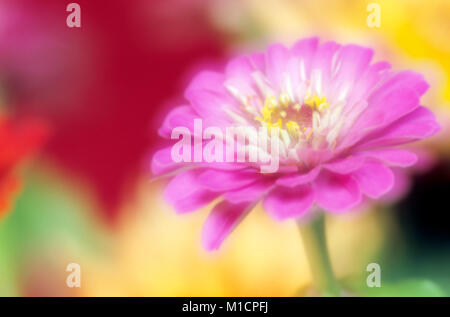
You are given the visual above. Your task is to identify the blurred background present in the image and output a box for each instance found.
[0,0,449,296]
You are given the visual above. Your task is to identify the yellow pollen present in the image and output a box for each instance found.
[255,95,279,123]
[262,105,273,121]
[304,94,329,112]
[267,119,282,132]
[286,121,300,137]
[265,96,278,109]
[279,93,291,108]
[317,102,329,112]
[252,94,321,143]
[255,102,273,123]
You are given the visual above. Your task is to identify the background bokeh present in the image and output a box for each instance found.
[0,0,449,296]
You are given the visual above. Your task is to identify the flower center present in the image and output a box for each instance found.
[225,73,346,152]
[254,91,329,142]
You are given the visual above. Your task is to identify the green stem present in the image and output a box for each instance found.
[298,212,341,296]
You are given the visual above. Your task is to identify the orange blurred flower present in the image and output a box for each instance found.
[0,115,48,217]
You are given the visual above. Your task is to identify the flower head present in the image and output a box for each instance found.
[152,37,440,251]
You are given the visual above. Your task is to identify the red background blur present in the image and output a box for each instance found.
[1,0,227,221]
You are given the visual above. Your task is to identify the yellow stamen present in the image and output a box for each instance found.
[252,93,326,143]
[317,102,329,112]
[279,93,290,108]
[265,96,278,109]
[255,96,278,123]
[267,119,282,132]
[262,105,273,121]
[304,94,329,113]
[286,121,300,137]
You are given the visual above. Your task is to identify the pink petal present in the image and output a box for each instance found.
[314,171,362,213]
[184,89,234,123]
[263,184,315,220]
[366,85,421,126]
[224,179,274,203]
[197,169,260,192]
[311,41,341,93]
[332,45,373,93]
[185,70,227,95]
[158,105,197,138]
[202,201,253,251]
[291,37,319,57]
[352,161,394,199]
[201,162,248,171]
[226,56,254,78]
[265,43,290,90]
[164,170,219,213]
[225,56,258,97]
[249,52,266,72]
[359,72,427,128]
[411,148,437,173]
[347,61,391,106]
[151,147,185,176]
[296,148,334,167]
[356,149,418,167]
[291,37,319,78]
[357,106,440,149]
[379,168,411,203]
[276,166,321,187]
[288,40,338,99]
[322,155,366,174]
[342,72,430,148]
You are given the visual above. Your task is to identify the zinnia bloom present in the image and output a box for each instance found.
[0,115,48,217]
[152,37,440,251]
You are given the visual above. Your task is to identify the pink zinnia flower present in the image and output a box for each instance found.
[152,37,440,251]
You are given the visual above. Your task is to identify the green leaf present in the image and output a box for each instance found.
[0,165,110,296]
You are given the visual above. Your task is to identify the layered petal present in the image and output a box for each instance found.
[196,169,260,192]
[379,168,412,203]
[263,184,315,220]
[184,89,234,124]
[202,201,253,251]
[164,170,219,213]
[314,170,361,212]
[224,179,274,203]
[351,160,394,199]
[356,106,440,149]
[322,155,366,174]
[291,37,319,80]
[151,147,183,176]
[265,43,290,91]
[310,41,341,95]
[356,149,418,167]
[347,61,391,106]
[185,70,227,96]
[158,105,197,138]
[341,71,430,148]
[276,166,320,187]
[224,56,260,102]
[331,44,373,101]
